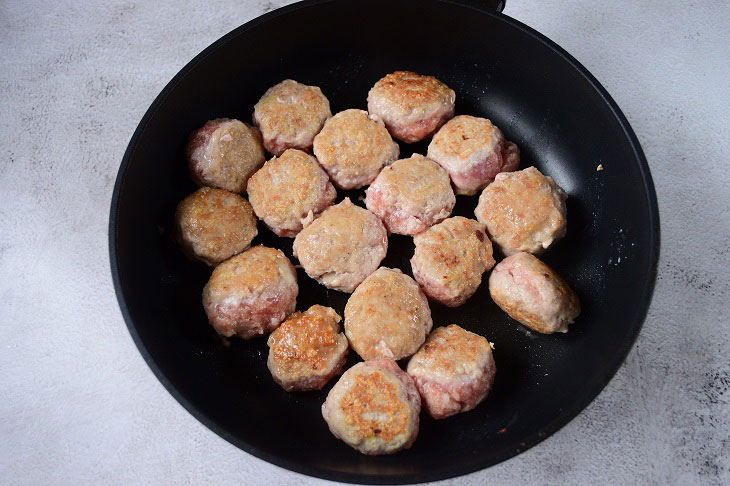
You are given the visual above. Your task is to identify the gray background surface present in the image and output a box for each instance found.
[1,0,729,484]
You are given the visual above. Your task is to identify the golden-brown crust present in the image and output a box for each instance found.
[371,71,454,108]
[428,115,502,162]
[415,325,490,371]
[206,245,296,296]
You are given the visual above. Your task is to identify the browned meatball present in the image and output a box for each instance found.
[174,187,258,266]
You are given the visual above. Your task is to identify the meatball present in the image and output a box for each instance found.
[266,305,348,392]
[489,252,580,334]
[186,118,266,194]
[247,149,336,237]
[410,216,495,307]
[174,187,258,266]
[365,154,455,235]
[322,358,420,455]
[202,246,298,339]
[292,198,387,292]
[427,115,521,195]
[407,325,496,419]
[475,166,567,256]
[312,109,399,189]
[344,267,432,361]
[252,79,331,155]
[367,71,455,143]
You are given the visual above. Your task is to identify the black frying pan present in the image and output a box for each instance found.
[109,0,659,483]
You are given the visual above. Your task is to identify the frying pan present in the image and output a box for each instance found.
[109,0,660,483]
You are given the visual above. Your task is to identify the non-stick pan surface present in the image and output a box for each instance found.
[109,0,659,483]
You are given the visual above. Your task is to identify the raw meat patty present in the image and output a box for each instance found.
[489,252,580,334]
[410,216,495,307]
[344,267,432,361]
[202,246,298,339]
[322,358,420,455]
[312,109,399,189]
[367,71,455,143]
[407,324,496,419]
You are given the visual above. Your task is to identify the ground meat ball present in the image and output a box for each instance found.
[266,305,348,392]
[186,118,265,194]
[247,149,336,237]
[410,216,495,307]
[322,358,420,455]
[365,154,455,235]
[292,198,387,292]
[367,71,455,143]
[489,252,580,334]
[253,79,331,155]
[312,109,399,189]
[174,187,258,266]
[427,115,521,195]
[344,267,432,361]
[407,324,496,419]
[475,166,567,256]
[202,246,298,339]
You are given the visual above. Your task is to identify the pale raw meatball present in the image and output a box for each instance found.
[292,198,387,292]
[266,305,348,392]
[365,154,455,235]
[202,246,298,339]
[312,109,399,189]
[186,118,266,193]
[367,71,455,143]
[322,358,420,455]
[410,217,495,307]
[253,79,331,155]
[344,267,432,361]
[247,149,336,237]
[427,115,521,195]
[475,166,567,256]
[489,252,580,334]
[407,325,496,419]
[174,187,258,266]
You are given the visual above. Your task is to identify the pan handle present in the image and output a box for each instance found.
[455,0,506,12]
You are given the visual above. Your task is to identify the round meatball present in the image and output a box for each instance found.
[312,109,399,189]
[186,118,266,194]
[489,252,580,334]
[367,71,455,143]
[266,305,348,392]
[344,267,432,361]
[247,149,336,237]
[407,324,496,419]
[475,166,567,256]
[427,115,521,195]
[365,154,455,235]
[322,358,420,455]
[253,79,331,156]
[202,246,298,339]
[174,187,258,266]
[410,216,495,307]
[292,198,387,292]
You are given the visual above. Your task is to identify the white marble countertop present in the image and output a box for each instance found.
[1,0,729,484]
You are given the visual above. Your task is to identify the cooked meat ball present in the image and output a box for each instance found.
[410,216,495,307]
[266,305,348,392]
[344,267,432,361]
[174,187,258,266]
[475,166,567,256]
[489,252,580,334]
[367,71,455,143]
[312,109,399,189]
[253,79,331,155]
[407,325,496,419]
[186,118,266,194]
[247,149,336,237]
[322,358,421,455]
[365,154,455,235]
[427,115,521,195]
[292,198,387,292]
[202,246,298,339]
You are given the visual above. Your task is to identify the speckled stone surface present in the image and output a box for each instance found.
[1,1,729,484]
